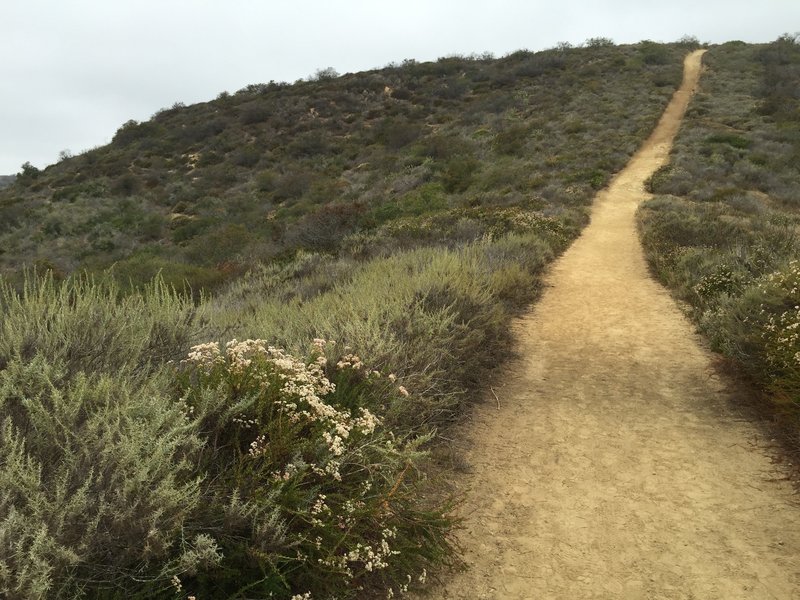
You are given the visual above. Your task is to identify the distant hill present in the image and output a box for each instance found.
[0,175,15,189]
[0,40,691,288]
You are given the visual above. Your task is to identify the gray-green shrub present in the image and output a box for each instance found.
[0,274,203,599]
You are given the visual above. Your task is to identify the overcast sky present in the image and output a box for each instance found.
[2,0,797,175]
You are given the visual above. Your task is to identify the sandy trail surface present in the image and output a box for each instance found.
[427,50,800,599]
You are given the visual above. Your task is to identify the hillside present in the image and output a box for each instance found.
[639,36,800,438]
[0,175,14,190]
[0,39,695,599]
[1,40,687,291]
[18,36,800,600]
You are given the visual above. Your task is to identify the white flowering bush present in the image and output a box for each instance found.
[175,338,453,598]
[748,262,800,401]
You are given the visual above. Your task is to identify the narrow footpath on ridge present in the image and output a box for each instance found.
[427,50,800,599]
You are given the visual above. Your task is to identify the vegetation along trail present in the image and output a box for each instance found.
[430,50,800,599]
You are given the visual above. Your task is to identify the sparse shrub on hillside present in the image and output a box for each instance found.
[254,169,278,193]
[184,223,252,265]
[239,104,271,125]
[676,35,701,49]
[374,117,423,149]
[273,169,314,203]
[16,162,40,186]
[415,134,473,161]
[110,172,142,196]
[231,144,263,168]
[110,252,227,294]
[638,40,671,65]
[586,37,614,48]
[287,202,366,251]
[287,130,331,158]
[312,66,340,81]
[439,156,479,193]
[178,118,227,145]
[493,124,530,156]
[508,49,566,77]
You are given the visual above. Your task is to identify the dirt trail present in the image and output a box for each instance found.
[429,50,800,599]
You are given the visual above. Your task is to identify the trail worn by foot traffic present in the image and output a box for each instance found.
[431,50,800,599]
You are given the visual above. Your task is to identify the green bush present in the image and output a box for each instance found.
[493,125,530,156]
[705,133,752,149]
[440,156,479,193]
[109,253,228,294]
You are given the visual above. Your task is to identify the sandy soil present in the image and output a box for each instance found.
[426,50,800,599]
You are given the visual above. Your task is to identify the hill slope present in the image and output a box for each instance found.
[1,41,688,290]
[639,37,800,437]
[431,49,800,600]
[0,39,730,600]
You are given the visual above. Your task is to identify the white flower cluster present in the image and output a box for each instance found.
[184,339,383,482]
[321,527,400,579]
[249,434,268,457]
[761,306,800,369]
[184,342,223,372]
[345,527,400,573]
[755,261,800,370]
[337,350,366,370]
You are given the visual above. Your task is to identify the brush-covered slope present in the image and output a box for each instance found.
[639,35,800,438]
[0,40,698,600]
[2,41,688,290]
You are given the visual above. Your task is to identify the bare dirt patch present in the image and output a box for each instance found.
[425,51,800,599]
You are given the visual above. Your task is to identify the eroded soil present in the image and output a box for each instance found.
[428,50,800,599]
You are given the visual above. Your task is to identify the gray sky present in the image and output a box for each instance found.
[2,0,797,175]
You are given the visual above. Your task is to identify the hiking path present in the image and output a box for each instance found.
[428,49,800,600]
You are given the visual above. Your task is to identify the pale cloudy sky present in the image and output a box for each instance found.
[1,0,797,174]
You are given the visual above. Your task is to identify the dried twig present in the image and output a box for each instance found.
[490,387,500,410]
